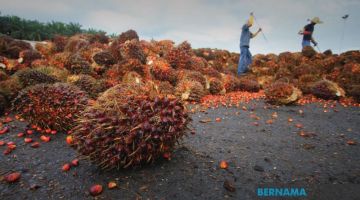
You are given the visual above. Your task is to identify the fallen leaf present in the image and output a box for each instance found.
[199,118,212,123]
[90,184,103,196]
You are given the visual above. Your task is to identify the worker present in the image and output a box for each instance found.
[238,12,262,75]
[298,17,323,48]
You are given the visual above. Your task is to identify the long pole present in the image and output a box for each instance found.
[339,19,346,53]
[253,14,268,43]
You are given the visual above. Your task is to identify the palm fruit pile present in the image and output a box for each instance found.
[165,41,193,69]
[71,83,190,170]
[12,83,89,131]
[265,82,302,105]
[149,58,178,86]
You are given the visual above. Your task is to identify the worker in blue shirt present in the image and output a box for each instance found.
[298,17,323,48]
[238,13,262,75]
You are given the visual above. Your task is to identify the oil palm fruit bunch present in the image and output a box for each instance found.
[209,77,225,95]
[0,76,22,100]
[65,53,93,74]
[302,46,316,58]
[52,35,68,52]
[118,29,139,44]
[178,70,206,88]
[0,93,8,116]
[119,40,146,64]
[297,74,320,94]
[67,75,106,98]
[200,66,222,79]
[0,38,32,59]
[221,74,238,92]
[35,42,55,58]
[150,58,178,86]
[291,63,319,78]
[122,71,143,85]
[165,42,192,69]
[93,51,116,66]
[235,78,260,92]
[64,34,89,53]
[347,85,360,102]
[0,70,9,81]
[34,66,69,82]
[310,80,345,100]
[157,81,175,96]
[71,83,190,170]
[12,83,89,131]
[175,80,205,102]
[265,82,302,105]
[190,56,208,71]
[15,68,58,87]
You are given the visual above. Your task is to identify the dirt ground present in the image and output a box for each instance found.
[0,100,359,200]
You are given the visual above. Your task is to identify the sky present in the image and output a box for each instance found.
[1,0,359,54]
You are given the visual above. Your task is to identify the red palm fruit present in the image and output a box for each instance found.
[89,184,103,196]
[24,138,33,143]
[62,163,71,171]
[4,172,21,183]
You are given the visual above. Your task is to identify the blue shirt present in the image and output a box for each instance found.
[240,24,251,47]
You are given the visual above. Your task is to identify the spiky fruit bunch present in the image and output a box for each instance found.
[274,67,293,80]
[265,82,302,105]
[291,63,319,78]
[302,46,316,58]
[175,80,205,102]
[52,35,68,52]
[0,70,9,81]
[93,51,116,66]
[35,42,55,57]
[165,43,192,69]
[193,48,215,61]
[157,81,175,96]
[88,33,109,44]
[64,35,89,53]
[119,40,146,63]
[71,89,189,170]
[0,93,8,116]
[16,69,58,87]
[209,78,225,95]
[297,74,321,94]
[190,56,208,70]
[34,66,69,82]
[0,37,32,59]
[12,83,89,131]
[67,75,106,98]
[310,80,345,100]
[118,29,139,44]
[0,77,22,100]
[257,76,274,89]
[347,85,360,102]
[65,53,93,74]
[18,50,42,66]
[200,66,222,79]
[221,74,238,92]
[150,58,178,86]
[155,40,174,56]
[236,78,260,92]
[178,70,207,88]
[122,71,143,85]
